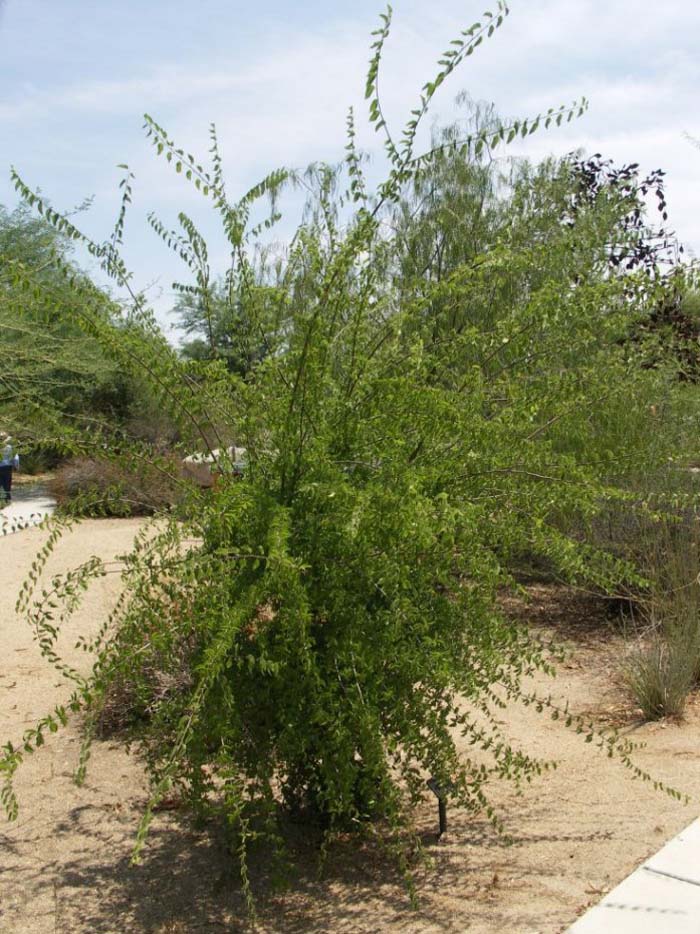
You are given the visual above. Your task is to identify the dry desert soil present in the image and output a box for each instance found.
[1,519,699,933]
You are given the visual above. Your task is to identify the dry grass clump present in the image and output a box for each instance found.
[618,511,700,720]
[573,479,700,720]
[623,634,694,720]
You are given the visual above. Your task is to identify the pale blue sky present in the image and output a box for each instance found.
[2,1,699,331]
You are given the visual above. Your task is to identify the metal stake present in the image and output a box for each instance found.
[427,776,453,838]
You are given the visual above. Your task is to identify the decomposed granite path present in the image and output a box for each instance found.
[1,523,700,933]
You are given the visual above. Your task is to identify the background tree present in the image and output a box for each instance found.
[0,203,185,465]
[175,277,277,377]
[0,204,131,452]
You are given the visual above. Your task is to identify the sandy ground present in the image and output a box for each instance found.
[1,521,699,933]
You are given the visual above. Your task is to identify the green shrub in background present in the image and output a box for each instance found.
[2,2,694,903]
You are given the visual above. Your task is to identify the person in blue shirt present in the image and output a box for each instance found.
[0,433,20,502]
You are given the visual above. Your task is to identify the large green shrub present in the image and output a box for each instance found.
[2,2,691,900]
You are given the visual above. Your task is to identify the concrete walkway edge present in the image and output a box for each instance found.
[568,817,700,932]
[0,484,56,535]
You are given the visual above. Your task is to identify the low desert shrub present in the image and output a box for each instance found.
[49,456,181,517]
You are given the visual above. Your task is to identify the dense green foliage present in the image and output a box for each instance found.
[174,277,275,376]
[0,204,185,470]
[0,205,130,445]
[2,2,696,901]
